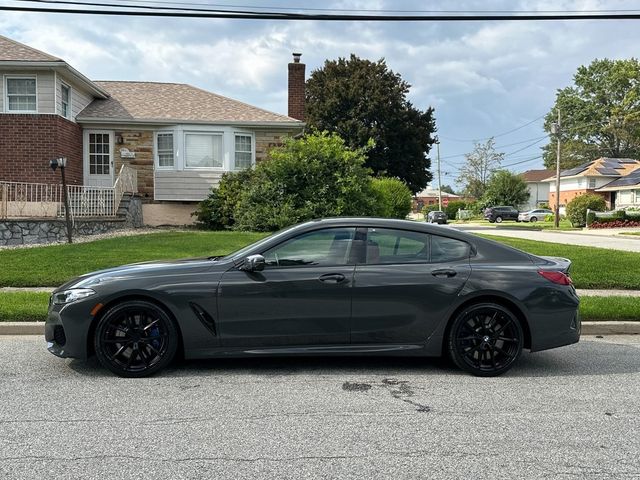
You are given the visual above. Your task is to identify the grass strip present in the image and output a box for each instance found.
[0,292,637,323]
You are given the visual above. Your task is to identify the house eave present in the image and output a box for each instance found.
[542,173,622,182]
[596,184,640,192]
[76,117,306,128]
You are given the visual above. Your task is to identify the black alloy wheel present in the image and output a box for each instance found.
[495,216,503,223]
[94,300,178,377]
[447,303,523,377]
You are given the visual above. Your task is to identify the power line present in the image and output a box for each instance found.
[439,135,548,160]
[439,114,546,143]
[5,3,640,20]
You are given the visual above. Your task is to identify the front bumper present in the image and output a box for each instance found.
[45,297,97,360]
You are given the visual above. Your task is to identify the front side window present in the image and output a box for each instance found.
[6,77,36,112]
[61,83,70,118]
[365,228,430,264]
[185,133,223,168]
[234,134,253,170]
[156,133,174,168]
[263,228,356,267]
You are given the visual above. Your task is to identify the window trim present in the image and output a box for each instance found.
[184,131,225,170]
[233,132,255,170]
[4,75,38,113]
[154,131,176,170]
[60,81,71,119]
[588,178,597,189]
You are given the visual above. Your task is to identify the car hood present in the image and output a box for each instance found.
[55,257,230,292]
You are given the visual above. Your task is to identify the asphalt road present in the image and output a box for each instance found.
[1,336,639,480]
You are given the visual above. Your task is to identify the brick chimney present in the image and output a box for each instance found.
[288,52,305,121]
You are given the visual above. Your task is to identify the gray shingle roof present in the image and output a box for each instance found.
[77,81,302,125]
[0,34,63,62]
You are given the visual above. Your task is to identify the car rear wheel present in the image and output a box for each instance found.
[495,216,503,223]
[94,300,178,378]
[530,216,538,222]
[447,303,523,377]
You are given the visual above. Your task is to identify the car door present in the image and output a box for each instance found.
[351,227,471,344]
[217,227,356,348]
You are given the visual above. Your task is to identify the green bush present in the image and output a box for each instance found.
[444,200,467,220]
[566,193,607,227]
[233,132,377,231]
[192,169,254,230]
[371,177,412,219]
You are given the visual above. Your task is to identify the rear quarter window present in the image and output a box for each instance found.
[430,235,470,263]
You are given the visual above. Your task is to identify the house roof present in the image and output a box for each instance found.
[0,34,63,62]
[77,81,303,126]
[543,157,640,181]
[520,169,555,182]
[414,188,461,198]
[596,167,640,191]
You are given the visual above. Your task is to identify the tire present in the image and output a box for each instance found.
[94,300,178,378]
[530,216,538,223]
[447,303,523,377]
[495,216,503,223]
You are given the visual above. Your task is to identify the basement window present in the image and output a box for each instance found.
[5,77,37,112]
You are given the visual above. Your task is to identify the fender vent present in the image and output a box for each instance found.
[189,302,217,336]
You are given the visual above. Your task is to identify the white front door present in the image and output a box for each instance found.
[84,130,114,187]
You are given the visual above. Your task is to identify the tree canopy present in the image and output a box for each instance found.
[482,170,530,208]
[543,58,640,170]
[456,138,504,199]
[305,54,437,193]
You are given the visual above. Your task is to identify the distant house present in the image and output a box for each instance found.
[520,169,554,210]
[413,187,461,212]
[543,157,640,210]
[595,168,640,209]
[0,35,305,224]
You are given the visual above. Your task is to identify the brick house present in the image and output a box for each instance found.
[544,157,640,210]
[0,35,305,224]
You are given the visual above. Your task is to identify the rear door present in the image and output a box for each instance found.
[351,228,471,344]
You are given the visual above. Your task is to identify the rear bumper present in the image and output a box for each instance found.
[529,308,581,352]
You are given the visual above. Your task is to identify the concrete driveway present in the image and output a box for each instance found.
[450,225,640,252]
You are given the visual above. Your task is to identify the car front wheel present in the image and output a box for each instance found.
[447,303,523,377]
[495,216,503,223]
[530,216,538,222]
[94,300,178,378]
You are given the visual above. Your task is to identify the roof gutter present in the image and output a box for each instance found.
[76,117,306,128]
[0,61,109,98]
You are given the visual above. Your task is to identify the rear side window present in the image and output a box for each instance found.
[431,235,470,263]
[365,228,430,264]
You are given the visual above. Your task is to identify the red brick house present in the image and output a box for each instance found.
[0,35,305,224]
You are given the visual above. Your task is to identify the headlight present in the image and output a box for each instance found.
[52,288,96,305]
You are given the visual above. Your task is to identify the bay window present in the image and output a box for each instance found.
[185,133,223,168]
[234,134,253,170]
[156,132,175,168]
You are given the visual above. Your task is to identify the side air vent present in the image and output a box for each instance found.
[189,302,217,336]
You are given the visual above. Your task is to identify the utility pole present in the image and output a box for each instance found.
[551,109,561,228]
[436,139,442,211]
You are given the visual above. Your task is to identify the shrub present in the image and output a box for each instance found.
[371,177,413,219]
[566,194,607,227]
[444,200,467,220]
[233,132,376,231]
[192,169,255,230]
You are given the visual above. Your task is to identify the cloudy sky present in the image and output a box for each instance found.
[1,0,639,188]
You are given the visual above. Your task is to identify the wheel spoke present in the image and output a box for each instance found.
[494,319,512,336]
[126,347,138,369]
[497,336,518,343]
[113,344,129,358]
[143,319,160,331]
[463,343,483,358]
[489,347,497,368]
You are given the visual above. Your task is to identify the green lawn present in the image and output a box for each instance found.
[481,235,640,290]
[1,292,636,323]
[620,231,640,236]
[0,231,267,287]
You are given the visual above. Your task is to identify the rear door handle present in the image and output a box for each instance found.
[431,269,457,278]
[319,273,347,284]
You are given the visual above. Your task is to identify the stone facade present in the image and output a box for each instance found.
[0,196,143,246]
[114,130,154,202]
[255,128,299,162]
[0,114,83,185]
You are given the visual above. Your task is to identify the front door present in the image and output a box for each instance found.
[84,130,114,187]
[217,227,356,348]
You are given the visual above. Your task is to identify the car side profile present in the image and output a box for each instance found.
[518,209,554,223]
[45,218,580,378]
[484,206,520,223]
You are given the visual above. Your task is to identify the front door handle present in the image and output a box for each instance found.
[319,273,347,284]
[431,269,457,278]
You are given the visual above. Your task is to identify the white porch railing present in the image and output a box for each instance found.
[0,165,137,220]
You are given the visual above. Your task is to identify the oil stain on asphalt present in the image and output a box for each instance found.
[342,378,430,412]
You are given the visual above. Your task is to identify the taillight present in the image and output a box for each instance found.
[538,270,572,285]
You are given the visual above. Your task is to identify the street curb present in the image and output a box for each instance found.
[1,321,639,336]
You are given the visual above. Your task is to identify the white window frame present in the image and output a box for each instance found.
[588,178,597,189]
[4,75,38,113]
[60,82,71,119]
[233,132,255,170]
[184,131,225,170]
[154,131,176,170]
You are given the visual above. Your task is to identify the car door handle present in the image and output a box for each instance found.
[431,269,457,278]
[318,273,347,284]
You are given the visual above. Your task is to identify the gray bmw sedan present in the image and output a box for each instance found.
[45,218,580,377]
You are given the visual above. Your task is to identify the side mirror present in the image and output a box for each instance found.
[239,254,265,272]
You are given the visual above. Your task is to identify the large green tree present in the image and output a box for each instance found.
[482,170,530,208]
[543,58,640,170]
[456,138,504,199]
[305,54,437,193]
